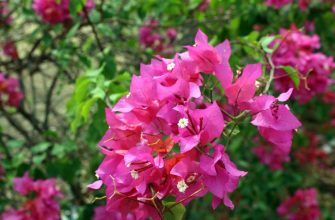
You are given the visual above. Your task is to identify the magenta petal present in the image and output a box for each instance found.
[179,135,200,153]
[212,196,222,210]
[195,29,208,44]
[277,88,293,102]
[87,180,103,190]
[214,62,233,89]
[223,193,234,209]
[200,154,217,176]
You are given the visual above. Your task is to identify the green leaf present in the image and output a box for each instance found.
[109,92,127,103]
[66,23,80,40]
[86,65,105,78]
[279,66,300,88]
[223,123,240,137]
[163,202,186,220]
[91,87,105,99]
[81,97,98,121]
[260,36,275,54]
[244,31,260,42]
[33,154,46,165]
[229,17,240,36]
[74,78,90,102]
[31,142,51,153]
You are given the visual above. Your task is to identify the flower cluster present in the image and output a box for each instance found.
[197,0,211,11]
[294,133,327,165]
[2,41,19,60]
[248,88,301,170]
[89,29,301,218]
[32,0,94,25]
[277,188,320,220]
[139,19,177,53]
[266,0,310,10]
[272,25,335,103]
[0,1,12,26]
[0,72,23,107]
[1,172,62,220]
[92,206,135,220]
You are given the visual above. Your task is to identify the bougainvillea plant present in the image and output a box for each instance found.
[88,30,301,219]
[277,188,320,220]
[139,19,177,54]
[271,25,335,104]
[1,172,62,220]
[33,0,95,24]
[0,72,23,108]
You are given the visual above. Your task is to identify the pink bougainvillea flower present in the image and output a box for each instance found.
[277,188,320,220]
[298,0,310,10]
[197,0,211,11]
[184,30,233,89]
[225,63,262,106]
[246,89,301,169]
[89,29,300,218]
[266,0,310,10]
[272,25,335,103]
[0,73,24,107]
[3,172,62,220]
[14,172,34,195]
[249,88,301,130]
[3,41,19,60]
[170,156,207,204]
[294,133,327,165]
[200,144,247,209]
[139,19,177,54]
[0,1,12,26]
[172,102,224,153]
[32,0,94,24]
[93,206,135,220]
[266,0,292,9]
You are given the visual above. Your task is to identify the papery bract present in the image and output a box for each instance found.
[277,188,320,220]
[32,0,94,24]
[272,25,335,103]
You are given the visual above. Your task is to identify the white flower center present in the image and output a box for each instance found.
[177,180,188,193]
[126,92,131,98]
[167,62,175,71]
[130,170,139,180]
[178,118,189,128]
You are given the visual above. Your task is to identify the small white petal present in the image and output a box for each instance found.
[177,180,188,193]
[178,118,189,128]
[167,63,175,71]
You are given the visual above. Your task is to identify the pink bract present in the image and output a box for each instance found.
[272,25,335,104]
[277,188,320,220]
[32,0,94,24]
[2,172,62,220]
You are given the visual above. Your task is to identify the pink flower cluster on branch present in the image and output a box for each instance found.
[271,25,335,104]
[1,172,62,220]
[277,188,320,220]
[89,30,301,219]
[2,41,19,60]
[266,0,310,10]
[32,0,94,25]
[139,19,177,53]
[0,1,12,26]
[0,73,23,107]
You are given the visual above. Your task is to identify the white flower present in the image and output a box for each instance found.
[167,62,175,71]
[177,180,188,193]
[178,118,189,128]
[130,170,139,180]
